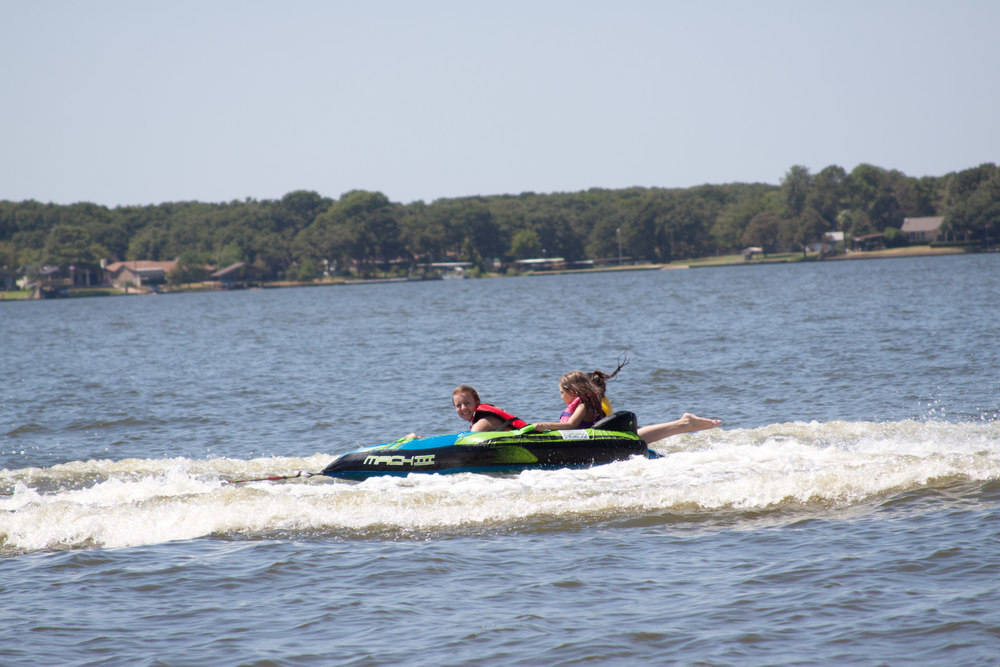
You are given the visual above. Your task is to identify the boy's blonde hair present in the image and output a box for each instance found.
[452,385,481,405]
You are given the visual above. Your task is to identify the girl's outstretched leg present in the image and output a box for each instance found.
[638,413,722,445]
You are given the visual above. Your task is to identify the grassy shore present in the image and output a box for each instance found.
[677,244,967,268]
[542,244,971,274]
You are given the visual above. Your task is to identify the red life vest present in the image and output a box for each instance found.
[472,403,528,430]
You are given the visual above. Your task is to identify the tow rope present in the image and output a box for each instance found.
[224,470,322,485]
[0,470,322,497]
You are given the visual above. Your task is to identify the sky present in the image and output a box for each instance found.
[2,0,998,208]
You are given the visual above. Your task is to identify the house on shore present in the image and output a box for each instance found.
[14,264,107,297]
[210,262,266,288]
[901,217,945,243]
[425,261,472,279]
[105,260,178,289]
[852,233,886,251]
[514,257,567,271]
[900,216,969,244]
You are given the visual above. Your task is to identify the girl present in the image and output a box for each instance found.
[537,360,723,443]
[532,371,606,432]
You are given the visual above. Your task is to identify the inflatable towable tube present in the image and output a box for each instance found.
[321,411,648,480]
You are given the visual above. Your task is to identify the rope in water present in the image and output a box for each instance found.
[223,470,321,485]
[0,470,322,496]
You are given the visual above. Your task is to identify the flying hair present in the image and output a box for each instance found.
[589,348,630,398]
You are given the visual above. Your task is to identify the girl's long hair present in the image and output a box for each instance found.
[559,371,604,421]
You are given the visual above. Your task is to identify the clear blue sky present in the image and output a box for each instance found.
[2,0,998,207]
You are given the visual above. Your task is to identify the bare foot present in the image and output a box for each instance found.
[637,414,723,444]
[678,413,722,432]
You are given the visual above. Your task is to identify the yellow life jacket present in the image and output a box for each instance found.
[601,396,613,417]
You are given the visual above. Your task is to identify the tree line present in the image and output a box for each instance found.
[2,162,997,283]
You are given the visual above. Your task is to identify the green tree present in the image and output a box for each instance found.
[127,225,170,260]
[713,196,769,251]
[304,190,402,277]
[781,207,827,256]
[665,189,728,260]
[167,250,210,285]
[43,224,102,268]
[945,164,1000,244]
[510,228,542,259]
[620,190,671,262]
[845,164,903,231]
[276,190,331,230]
[216,241,245,268]
[526,210,583,261]
[838,208,874,246]
[0,240,18,269]
[460,237,486,274]
[780,165,834,254]
[418,198,504,265]
[806,165,847,231]
[782,165,812,218]
[449,199,504,262]
[400,201,447,261]
[296,257,319,281]
[741,212,781,255]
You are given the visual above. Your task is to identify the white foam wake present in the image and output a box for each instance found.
[2,420,998,554]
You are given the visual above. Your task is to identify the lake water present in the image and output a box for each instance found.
[2,254,999,665]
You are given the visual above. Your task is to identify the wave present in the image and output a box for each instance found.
[2,419,998,555]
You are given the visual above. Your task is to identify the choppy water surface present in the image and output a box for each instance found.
[2,254,999,665]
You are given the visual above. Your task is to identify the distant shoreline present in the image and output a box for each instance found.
[0,245,986,302]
